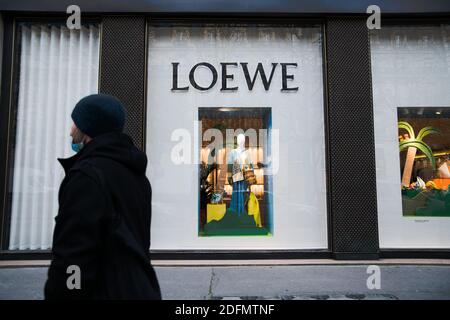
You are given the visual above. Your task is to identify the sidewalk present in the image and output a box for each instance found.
[1,261,449,300]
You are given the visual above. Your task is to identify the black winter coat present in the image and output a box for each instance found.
[44,132,161,300]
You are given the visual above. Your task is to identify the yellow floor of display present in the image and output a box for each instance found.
[206,203,227,223]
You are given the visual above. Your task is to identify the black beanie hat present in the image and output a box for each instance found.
[71,94,126,138]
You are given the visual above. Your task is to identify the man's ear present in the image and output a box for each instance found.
[83,134,92,144]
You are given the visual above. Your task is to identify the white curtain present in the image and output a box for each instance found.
[8,24,100,250]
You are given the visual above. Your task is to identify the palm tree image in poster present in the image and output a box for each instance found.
[397,107,450,217]
[399,121,439,187]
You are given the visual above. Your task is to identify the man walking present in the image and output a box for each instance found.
[45,94,161,299]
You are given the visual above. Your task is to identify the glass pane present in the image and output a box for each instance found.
[371,25,450,248]
[146,24,328,250]
[199,107,273,237]
[8,23,100,250]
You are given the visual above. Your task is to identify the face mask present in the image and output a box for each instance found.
[71,141,84,153]
[71,126,86,153]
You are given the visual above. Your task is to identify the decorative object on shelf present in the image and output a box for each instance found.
[416,176,426,189]
[437,162,450,179]
[200,162,217,208]
[210,191,224,204]
[426,180,438,190]
[398,121,439,187]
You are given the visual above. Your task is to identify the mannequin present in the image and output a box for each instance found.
[227,134,254,216]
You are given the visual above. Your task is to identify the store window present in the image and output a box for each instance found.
[146,24,328,250]
[198,107,273,237]
[8,23,100,250]
[371,25,450,248]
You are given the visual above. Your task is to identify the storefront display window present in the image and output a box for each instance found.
[398,107,450,217]
[199,107,273,236]
[146,24,328,250]
[371,25,450,248]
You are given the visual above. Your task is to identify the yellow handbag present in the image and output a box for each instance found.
[247,192,262,227]
[244,169,256,185]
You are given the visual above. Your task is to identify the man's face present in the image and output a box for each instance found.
[70,123,85,144]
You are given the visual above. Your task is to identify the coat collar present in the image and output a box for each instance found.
[57,132,133,175]
[57,150,83,175]
[57,135,103,174]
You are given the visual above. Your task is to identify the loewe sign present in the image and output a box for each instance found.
[171,62,298,92]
